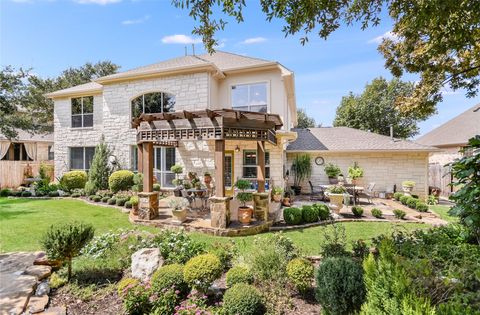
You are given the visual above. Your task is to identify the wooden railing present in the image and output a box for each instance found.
[0,161,54,189]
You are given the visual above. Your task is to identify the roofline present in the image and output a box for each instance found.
[1,138,54,143]
[286,149,439,153]
[45,88,103,99]
[221,62,279,74]
[429,142,468,148]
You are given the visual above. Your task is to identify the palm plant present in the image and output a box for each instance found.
[291,154,312,193]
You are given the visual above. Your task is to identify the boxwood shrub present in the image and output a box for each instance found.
[101,196,110,203]
[407,197,419,209]
[371,208,383,218]
[351,206,364,217]
[107,198,116,205]
[116,198,127,207]
[393,192,403,201]
[416,202,429,212]
[393,209,407,219]
[71,193,81,198]
[283,207,303,225]
[0,188,11,197]
[48,191,60,197]
[21,191,32,197]
[223,283,264,315]
[108,170,134,193]
[313,203,330,220]
[92,195,101,202]
[302,205,319,223]
[151,264,188,295]
[183,253,222,292]
[60,171,87,192]
[287,258,314,294]
[124,201,132,209]
[225,266,253,288]
[400,195,410,205]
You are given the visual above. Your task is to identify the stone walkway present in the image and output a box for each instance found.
[0,251,64,315]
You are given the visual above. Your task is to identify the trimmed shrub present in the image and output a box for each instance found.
[153,183,161,191]
[287,258,314,294]
[101,196,109,203]
[153,230,206,264]
[183,253,222,292]
[108,170,134,193]
[393,209,407,219]
[315,256,365,315]
[416,202,429,212]
[116,198,127,207]
[121,281,151,315]
[0,188,11,197]
[151,264,188,295]
[226,266,254,288]
[124,201,132,209]
[84,180,97,196]
[49,272,68,289]
[92,195,101,202]
[302,205,319,223]
[21,191,32,197]
[371,208,383,218]
[351,206,364,217]
[313,203,330,220]
[283,207,303,225]
[407,197,419,209]
[48,191,60,197]
[71,193,81,198]
[399,195,410,205]
[107,198,116,205]
[223,283,264,315]
[208,241,238,270]
[117,277,140,296]
[14,191,23,197]
[88,195,96,200]
[60,171,87,192]
[393,192,403,201]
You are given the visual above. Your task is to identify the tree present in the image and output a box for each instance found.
[296,108,316,128]
[333,77,429,138]
[0,61,120,139]
[173,0,480,115]
[87,136,112,191]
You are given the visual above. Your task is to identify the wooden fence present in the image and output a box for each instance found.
[0,161,54,189]
[428,163,453,197]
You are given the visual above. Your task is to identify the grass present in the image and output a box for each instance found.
[1,197,428,255]
[430,204,458,223]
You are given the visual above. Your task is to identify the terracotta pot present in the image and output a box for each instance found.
[272,194,282,202]
[238,206,252,225]
[282,197,291,207]
[204,175,212,185]
[328,193,344,214]
[132,204,139,215]
[172,208,187,223]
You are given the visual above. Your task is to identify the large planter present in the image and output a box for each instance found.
[328,193,344,214]
[171,208,187,224]
[238,206,253,225]
[291,186,302,196]
[402,185,413,196]
[328,177,339,184]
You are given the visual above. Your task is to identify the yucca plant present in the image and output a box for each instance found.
[291,154,312,194]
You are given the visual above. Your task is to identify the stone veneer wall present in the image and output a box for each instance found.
[286,151,430,198]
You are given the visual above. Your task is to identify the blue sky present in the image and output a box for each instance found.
[1,0,478,137]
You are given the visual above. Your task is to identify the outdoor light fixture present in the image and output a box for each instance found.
[235,145,240,152]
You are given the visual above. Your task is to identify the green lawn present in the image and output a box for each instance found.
[0,197,428,255]
[430,204,457,223]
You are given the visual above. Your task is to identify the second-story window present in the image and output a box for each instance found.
[131,92,175,119]
[232,83,267,113]
[71,96,94,128]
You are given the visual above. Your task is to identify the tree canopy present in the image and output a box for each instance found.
[173,0,480,115]
[333,77,430,138]
[296,108,317,128]
[0,61,119,139]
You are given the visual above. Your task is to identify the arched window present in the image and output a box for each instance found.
[131,92,175,119]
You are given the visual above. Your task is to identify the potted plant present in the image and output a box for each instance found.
[170,164,184,197]
[282,187,294,206]
[130,196,139,215]
[235,179,253,225]
[271,186,283,202]
[348,162,364,185]
[324,163,341,184]
[290,154,312,195]
[203,172,212,186]
[402,181,415,196]
[168,197,189,223]
[327,185,347,214]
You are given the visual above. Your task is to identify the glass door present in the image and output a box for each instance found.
[224,151,234,196]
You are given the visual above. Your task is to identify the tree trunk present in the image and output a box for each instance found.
[67,257,72,280]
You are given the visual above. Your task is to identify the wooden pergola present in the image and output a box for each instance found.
[133,109,283,198]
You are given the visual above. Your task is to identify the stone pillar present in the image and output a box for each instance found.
[257,141,265,193]
[214,140,225,197]
[210,196,232,228]
[138,191,159,220]
[143,142,153,193]
[253,192,269,221]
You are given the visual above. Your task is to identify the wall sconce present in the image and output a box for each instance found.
[235,145,240,152]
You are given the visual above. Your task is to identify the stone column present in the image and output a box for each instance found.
[138,191,159,220]
[253,192,269,221]
[210,196,232,228]
[214,140,225,197]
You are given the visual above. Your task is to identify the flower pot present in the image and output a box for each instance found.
[238,206,252,225]
[328,177,339,184]
[204,175,212,185]
[291,186,302,196]
[282,197,291,207]
[402,185,413,196]
[272,194,282,203]
[328,193,344,214]
[132,204,139,215]
[172,208,187,223]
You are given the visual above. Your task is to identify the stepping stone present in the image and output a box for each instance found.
[24,265,52,281]
[37,306,66,315]
[27,295,49,314]
[0,291,31,315]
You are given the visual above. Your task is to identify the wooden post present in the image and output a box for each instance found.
[257,140,265,193]
[143,142,153,192]
[215,140,225,197]
[137,143,143,174]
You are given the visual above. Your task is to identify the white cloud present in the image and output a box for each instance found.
[122,15,150,25]
[240,37,267,45]
[213,38,227,49]
[74,0,121,4]
[161,34,202,44]
[368,31,398,44]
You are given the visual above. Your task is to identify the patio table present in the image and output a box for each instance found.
[320,184,365,205]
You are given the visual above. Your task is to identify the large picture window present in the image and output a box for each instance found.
[242,150,270,179]
[232,83,267,113]
[70,147,95,171]
[71,96,93,128]
[131,92,175,119]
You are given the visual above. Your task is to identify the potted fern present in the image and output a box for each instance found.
[290,154,312,195]
[235,179,253,225]
[324,163,341,184]
[348,162,364,185]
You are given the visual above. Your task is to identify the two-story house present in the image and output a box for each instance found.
[46,51,297,196]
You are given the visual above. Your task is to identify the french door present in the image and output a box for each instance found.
[154,147,175,188]
[224,151,234,196]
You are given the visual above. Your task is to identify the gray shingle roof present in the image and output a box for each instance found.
[287,127,436,152]
[0,129,53,142]
[416,103,480,147]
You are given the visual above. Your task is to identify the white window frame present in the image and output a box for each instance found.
[69,147,95,171]
[154,146,175,188]
[71,96,94,128]
[230,81,270,113]
[242,150,270,179]
[130,92,176,121]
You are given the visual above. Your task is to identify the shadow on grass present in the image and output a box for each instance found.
[73,266,123,286]
[0,209,35,220]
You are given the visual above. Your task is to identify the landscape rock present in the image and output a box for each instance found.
[37,306,66,315]
[131,248,163,280]
[27,295,49,313]
[36,280,50,296]
[25,265,52,280]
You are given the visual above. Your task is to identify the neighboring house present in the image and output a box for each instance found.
[0,130,54,188]
[416,103,480,196]
[286,127,437,198]
[46,51,297,195]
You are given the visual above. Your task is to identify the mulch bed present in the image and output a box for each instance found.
[49,287,124,315]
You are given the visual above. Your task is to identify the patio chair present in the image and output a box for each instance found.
[357,182,375,204]
[308,181,325,201]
